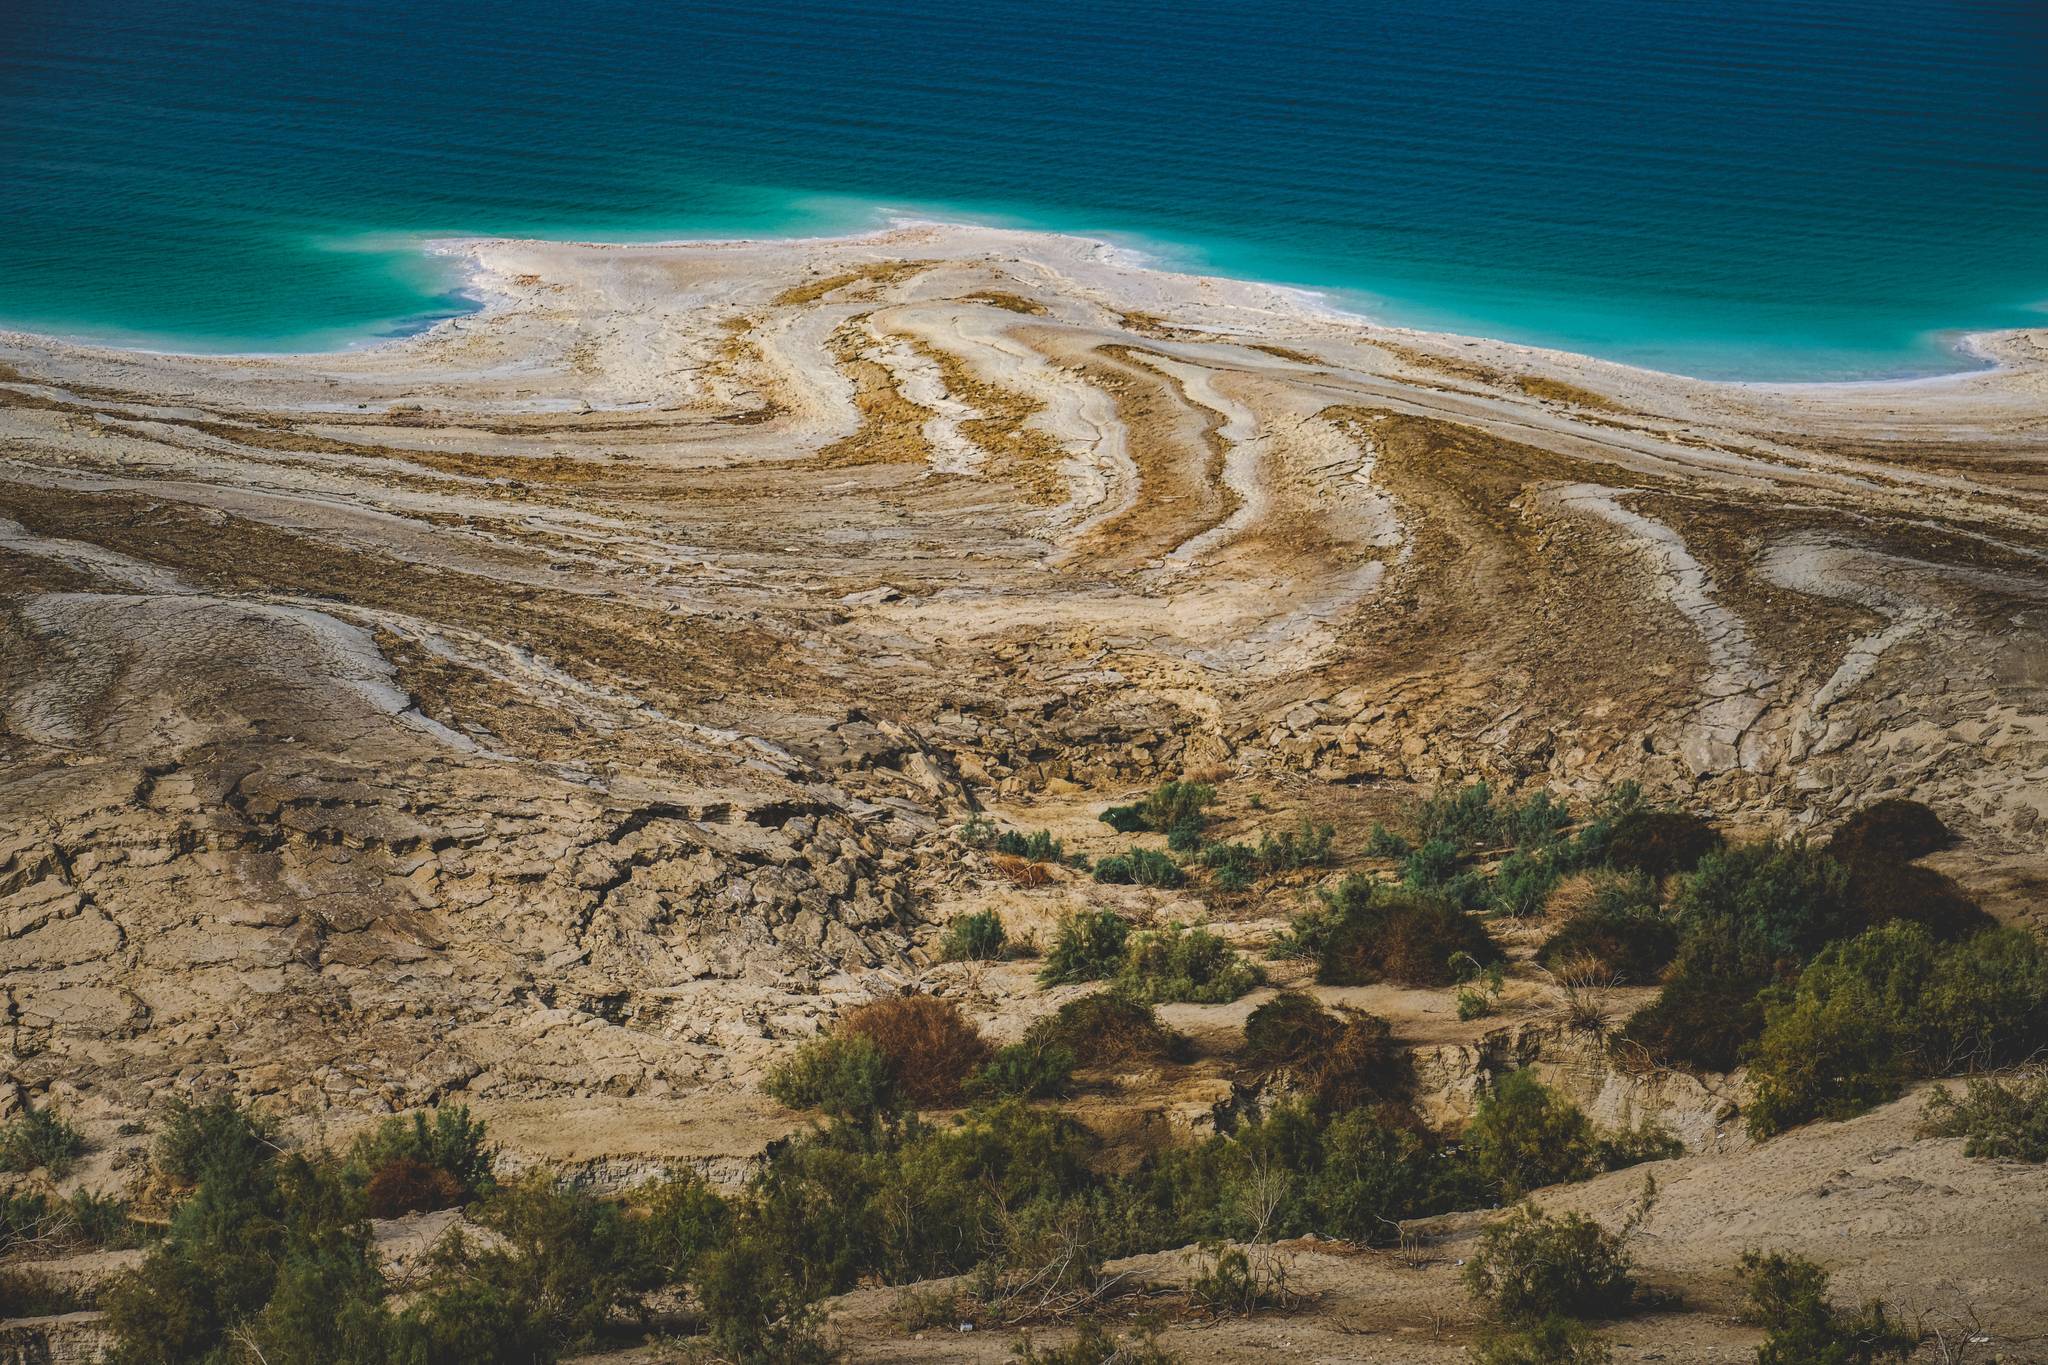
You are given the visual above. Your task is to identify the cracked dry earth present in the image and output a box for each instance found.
[4,224,2048,1357]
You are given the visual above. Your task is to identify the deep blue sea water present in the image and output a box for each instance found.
[2,0,2044,378]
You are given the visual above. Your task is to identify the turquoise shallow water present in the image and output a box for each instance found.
[2,0,2045,379]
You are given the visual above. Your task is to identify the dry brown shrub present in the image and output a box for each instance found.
[839,995,992,1105]
[364,1156,466,1218]
[1550,952,1620,1033]
[1543,871,1607,920]
[996,855,1054,888]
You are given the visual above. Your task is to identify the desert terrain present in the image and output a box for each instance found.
[1,223,2045,1360]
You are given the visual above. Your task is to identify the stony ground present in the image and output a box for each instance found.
[2,223,2046,1360]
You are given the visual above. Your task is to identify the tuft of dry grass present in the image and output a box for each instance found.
[960,290,1048,316]
[994,855,1054,888]
[1515,374,1623,412]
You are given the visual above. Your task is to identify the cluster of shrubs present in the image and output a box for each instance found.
[1601,799,2045,1145]
[1039,909,1262,1003]
[87,1096,741,1365]
[1461,1203,1920,1365]
[1092,847,1185,888]
[1743,920,2048,1137]
[1095,781,1335,893]
[1738,1250,1915,1364]
[1377,782,1652,918]
[1199,818,1337,891]
[73,996,1688,1364]
[1354,781,2044,1150]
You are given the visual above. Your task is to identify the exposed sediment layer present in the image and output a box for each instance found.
[2,222,2045,1143]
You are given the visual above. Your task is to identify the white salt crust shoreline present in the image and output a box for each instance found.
[2,217,2039,393]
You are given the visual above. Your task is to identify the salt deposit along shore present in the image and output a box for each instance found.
[2,222,2045,1360]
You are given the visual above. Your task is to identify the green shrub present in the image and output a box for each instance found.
[105,1117,371,1365]
[941,908,1008,962]
[1166,817,1207,854]
[1094,848,1184,888]
[1305,1109,1445,1242]
[1419,781,1505,848]
[1118,923,1263,1003]
[1364,823,1411,858]
[1489,850,1561,918]
[1595,1121,1684,1171]
[1455,955,1507,1020]
[1099,781,1215,839]
[1476,1315,1614,1365]
[1670,841,1855,982]
[1201,819,1337,884]
[1,1192,52,1255]
[1464,1071,1599,1198]
[435,1175,661,1349]
[1211,859,1256,894]
[1746,922,2048,1137]
[1,1267,89,1319]
[1099,804,1148,834]
[1310,878,1504,987]
[764,1034,901,1121]
[994,829,1065,862]
[1242,992,1414,1116]
[1025,992,1186,1067]
[1200,841,1258,877]
[0,1100,86,1177]
[1825,798,1952,864]
[633,1173,733,1283]
[1140,781,1216,833]
[1041,909,1134,984]
[1503,791,1575,850]
[1615,840,1867,1074]
[1919,1071,2048,1161]
[391,1280,551,1365]
[1602,808,1721,879]
[695,1229,835,1365]
[154,1094,276,1187]
[1539,905,1678,984]
[1738,1250,1914,1365]
[1401,837,1464,888]
[239,1239,393,1365]
[346,1106,496,1209]
[1464,1203,1636,1322]
[970,1040,1078,1100]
